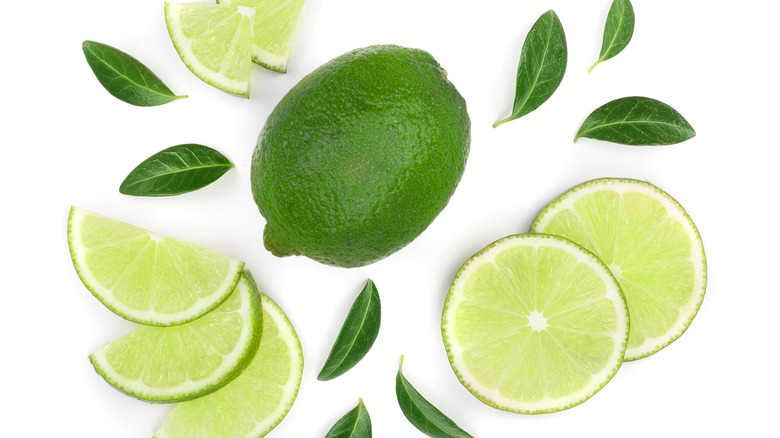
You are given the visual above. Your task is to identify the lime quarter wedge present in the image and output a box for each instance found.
[531,178,706,360]
[68,207,244,326]
[165,2,255,96]
[442,234,629,414]
[218,0,306,72]
[155,285,303,437]
[89,272,262,403]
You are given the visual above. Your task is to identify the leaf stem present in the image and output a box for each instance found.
[588,59,602,73]
[493,117,513,128]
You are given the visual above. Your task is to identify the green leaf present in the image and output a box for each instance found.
[83,40,186,106]
[325,399,372,438]
[575,96,696,145]
[396,356,474,438]
[589,0,635,72]
[120,144,234,196]
[494,10,567,127]
[318,280,381,381]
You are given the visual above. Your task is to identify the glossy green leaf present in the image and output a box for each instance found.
[396,356,474,438]
[318,280,381,381]
[494,10,567,127]
[83,40,186,106]
[589,0,635,72]
[120,144,233,196]
[325,399,372,438]
[575,96,696,145]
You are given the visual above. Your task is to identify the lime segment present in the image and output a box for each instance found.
[165,2,255,96]
[442,234,628,414]
[89,273,262,403]
[155,287,303,437]
[530,178,706,360]
[68,207,244,326]
[220,0,306,72]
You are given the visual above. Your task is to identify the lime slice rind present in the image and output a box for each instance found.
[68,207,245,326]
[530,178,706,361]
[89,273,263,403]
[242,292,303,436]
[442,234,629,414]
[155,285,303,437]
[165,2,255,96]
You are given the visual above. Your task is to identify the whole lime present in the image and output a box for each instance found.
[251,45,470,267]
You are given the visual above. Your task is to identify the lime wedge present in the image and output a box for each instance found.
[530,178,706,360]
[89,272,262,403]
[219,0,305,72]
[68,207,244,326]
[165,2,255,96]
[442,234,629,414]
[155,281,303,438]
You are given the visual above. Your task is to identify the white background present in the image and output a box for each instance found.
[2,0,779,436]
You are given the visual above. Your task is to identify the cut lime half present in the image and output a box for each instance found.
[165,2,255,96]
[219,0,305,72]
[442,234,628,414]
[155,286,303,437]
[89,272,262,403]
[531,178,706,360]
[68,207,244,326]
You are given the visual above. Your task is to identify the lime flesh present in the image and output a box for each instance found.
[165,2,255,96]
[531,178,706,360]
[219,0,306,72]
[68,207,244,326]
[155,287,303,437]
[442,234,629,414]
[89,273,262,403]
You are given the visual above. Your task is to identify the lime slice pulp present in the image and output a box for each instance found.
[442,234,629,414]
[219,0,306,72]
[530,178,706,360]
[155,279,303,437]
[165,2,255,96]
[89,272,263,403]
[68,207,244,326]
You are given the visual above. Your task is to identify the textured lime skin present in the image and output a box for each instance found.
[251,45,471,267]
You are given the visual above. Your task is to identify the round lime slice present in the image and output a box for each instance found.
[219,0,306,73]
[165,2,255,96]
[90,272,262,403]
[531,178,707,360]
[155,282,303,437]
[442,234,629,414]
[68,207,244,326]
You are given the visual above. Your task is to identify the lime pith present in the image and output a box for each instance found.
[442,234,629,414]
[155,286,303,437]
[68,207,244,326]
[89,272,262,403]
[530,178,706,360]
